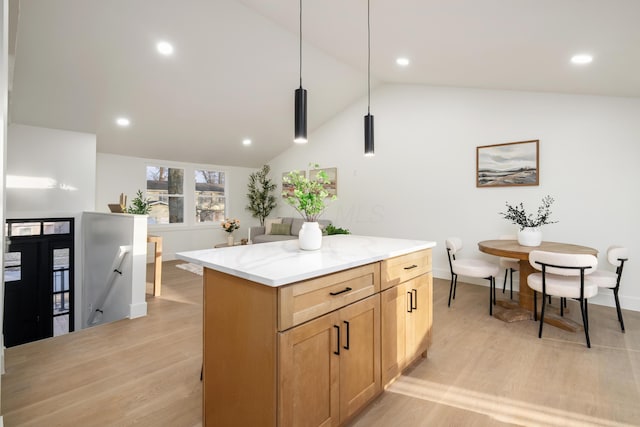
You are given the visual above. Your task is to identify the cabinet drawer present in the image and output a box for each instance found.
[278,263,380,331]
[381,249,431,290]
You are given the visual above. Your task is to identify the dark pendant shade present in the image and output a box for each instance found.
[364,113,374,156]
[294,86,307,143]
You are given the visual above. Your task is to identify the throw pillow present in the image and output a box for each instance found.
[270,223,291,235]
[264,217,282,234]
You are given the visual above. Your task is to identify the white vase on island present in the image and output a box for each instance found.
[298,221,322,251]
[227,234,234,246]
[517,227,542,247]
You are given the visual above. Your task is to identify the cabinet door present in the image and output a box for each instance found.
[278,311,340,427]
[406,274,432,363]
[338,294,381,422]
[380,283,407,386]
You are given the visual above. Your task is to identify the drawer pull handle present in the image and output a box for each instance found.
[334,325,340,355]
[330,287,352,296]
[407,292,413,313]
[404,264,418,270]
[412,289,418,310]
[343,321,350,350]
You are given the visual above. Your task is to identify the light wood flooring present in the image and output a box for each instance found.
[3,261,640,426]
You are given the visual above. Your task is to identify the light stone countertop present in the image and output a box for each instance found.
[176,234,436,287]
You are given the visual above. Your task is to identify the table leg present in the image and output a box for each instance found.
[147,235,163,296]
[518,260,535,311]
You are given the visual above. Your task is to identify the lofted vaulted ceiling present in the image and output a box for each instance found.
[9,0,640,167]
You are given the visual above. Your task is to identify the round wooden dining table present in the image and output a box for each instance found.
[478,240,598,330]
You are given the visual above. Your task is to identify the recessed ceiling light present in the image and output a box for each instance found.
[242,138,252,146]
[156,41,174,56]
[571,54,593,65]
[396,57,410,67]
[116,117,130,127]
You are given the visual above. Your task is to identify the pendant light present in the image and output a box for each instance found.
[294,0,307,143]
[364,0,374,156]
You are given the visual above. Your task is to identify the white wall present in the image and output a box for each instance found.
[6,124,96,217]
[6,124,96,332]
[269,84,640,312]
[96,153,258,260]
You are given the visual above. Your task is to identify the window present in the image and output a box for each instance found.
[146,166,184,224]
[195,170,226,223]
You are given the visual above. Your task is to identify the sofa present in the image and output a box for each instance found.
[250,217,332,244]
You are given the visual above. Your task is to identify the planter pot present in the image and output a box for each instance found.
[517,227,542,247]
[298,222,322,251]
[227,234,234,246]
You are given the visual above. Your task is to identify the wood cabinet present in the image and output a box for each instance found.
[381,252,433,386]
[278,295,380,427]
[201,248,432,427]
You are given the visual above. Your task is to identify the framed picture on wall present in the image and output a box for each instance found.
[476,140,539,187]
[310,167,338,197]
[282,170,305,198]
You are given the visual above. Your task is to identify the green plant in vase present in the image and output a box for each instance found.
[283,164,337,250]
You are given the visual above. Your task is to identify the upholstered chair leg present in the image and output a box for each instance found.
[502,269,508,293]
[509,268,514,300]
[453,275,458,299]
[493,277,497,305]
[560,299,564,317]
[614,289,625,332]
[538,292,547,339]
[448,275,455,307]
[548,295,552,304]
[533,290,538,321]
[488,277,493,316]
[581,299,591,348]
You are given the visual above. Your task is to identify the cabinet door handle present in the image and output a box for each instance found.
[333,325,340,355]
[404,264,418,270]
[407,292,413,313]
[330,287,352,296]
[412,289,418,310]
[343,320,350,350]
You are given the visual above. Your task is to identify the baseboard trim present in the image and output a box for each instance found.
[129,302,147,319]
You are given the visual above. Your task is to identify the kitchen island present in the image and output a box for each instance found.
[177,235,436,427]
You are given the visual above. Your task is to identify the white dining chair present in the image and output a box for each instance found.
[446,237,500,315]
[587,246,629,332]
[528,250,598,348]
[499,235,518,299]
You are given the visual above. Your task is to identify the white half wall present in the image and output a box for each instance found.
[96,153,258,260]
[269,84,640,312]
[82,212,147,327]
[6,124,96,332]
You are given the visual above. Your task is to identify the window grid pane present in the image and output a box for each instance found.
[195,170,226,223]
[147,166,184,224]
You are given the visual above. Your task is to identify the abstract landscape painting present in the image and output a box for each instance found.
[476,140,539,187]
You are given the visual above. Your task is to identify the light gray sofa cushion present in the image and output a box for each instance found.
[250,217,332,243]
[253,233,297,243]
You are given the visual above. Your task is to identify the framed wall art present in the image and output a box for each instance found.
[310,167,337,197]
[476,140,539,187]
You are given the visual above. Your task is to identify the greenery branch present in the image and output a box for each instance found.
[282,164,337,222]
[499,195,558,230]
[127,190,151,215]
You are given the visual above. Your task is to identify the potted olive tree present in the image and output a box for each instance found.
[246,165,277,226]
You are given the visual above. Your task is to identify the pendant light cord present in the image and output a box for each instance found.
[367,0,371,114]
[299,0,303,87]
